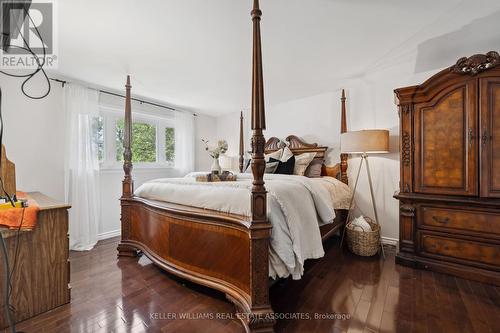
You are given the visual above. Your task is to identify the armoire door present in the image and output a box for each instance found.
[414,81,478,196]
[480,77,500,197]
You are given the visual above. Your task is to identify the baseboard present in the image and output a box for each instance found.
[97,230,398,246]
[97,229,121,240]
[381,236,398,246]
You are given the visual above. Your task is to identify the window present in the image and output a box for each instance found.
[115,119,157,163]
[93,107,176,169]
[91,116,104,162]
[165,127,175,163]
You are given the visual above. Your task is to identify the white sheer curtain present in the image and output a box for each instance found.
[175,111,195,174]
[64,84,101,251]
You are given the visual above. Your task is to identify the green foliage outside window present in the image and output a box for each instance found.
[116,119,157,163]
[92,117,104,161]
[165,127,175,163]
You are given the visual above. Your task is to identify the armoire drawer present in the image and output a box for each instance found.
[421,206,500,237]
[420,232,500,268]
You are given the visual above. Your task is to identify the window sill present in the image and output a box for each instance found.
[99,164,176,174]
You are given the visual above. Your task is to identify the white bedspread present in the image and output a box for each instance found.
[134,173,351,280]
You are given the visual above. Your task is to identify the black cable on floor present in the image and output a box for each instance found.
[0,233,15,333]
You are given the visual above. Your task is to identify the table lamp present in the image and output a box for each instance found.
[219,154,234,172]
[340,129,389,258]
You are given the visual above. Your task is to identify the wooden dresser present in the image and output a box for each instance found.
[394,51,500,285]
[0,192,71,329]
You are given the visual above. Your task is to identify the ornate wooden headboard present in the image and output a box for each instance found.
[238,90,349,185]
[263,135,347,183]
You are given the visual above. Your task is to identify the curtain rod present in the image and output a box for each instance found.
[50,78,197,116]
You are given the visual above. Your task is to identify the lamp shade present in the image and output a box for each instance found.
[219,154,234,171]
[341,129,389,154]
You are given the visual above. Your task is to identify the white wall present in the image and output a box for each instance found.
[195,114,218,171]
[1,75,217,240]
[217,92,344,166]
[1,75,65,201]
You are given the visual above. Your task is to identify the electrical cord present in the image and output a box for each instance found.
[0,5,51,99]
[0,234,15,333]
[8,207,25,298]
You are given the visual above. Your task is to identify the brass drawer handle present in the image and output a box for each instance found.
[432,216,450,225]
[482,130,492,146]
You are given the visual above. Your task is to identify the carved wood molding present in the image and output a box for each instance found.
[401,104,412,114]
[239,111,245,173]
[402,131,411,167]
[286,135,319,149]
[264,137,285,151]
[450,51,500,75]
[400,204,415,217]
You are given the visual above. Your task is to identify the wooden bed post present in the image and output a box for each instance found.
[239,111,244,173]
[246,0,275,331]
[340,89,349,184]
[117,75,141,257]
[122,75,134,198]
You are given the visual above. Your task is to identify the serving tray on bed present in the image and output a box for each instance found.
[196,172,237,182]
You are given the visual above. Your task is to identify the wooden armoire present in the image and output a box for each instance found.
[394,51,500,285]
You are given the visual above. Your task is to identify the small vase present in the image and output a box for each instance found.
[211,157,221,174]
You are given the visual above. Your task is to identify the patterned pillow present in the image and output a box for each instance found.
[293,152,317,176]
[265,161,279,174]
[245,159,280,174]
[280,147,294,162]
[270,156,295,175]
[265,149,283,162]
[304,159,323,178]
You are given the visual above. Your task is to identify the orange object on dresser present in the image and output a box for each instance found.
[0,191,40,230]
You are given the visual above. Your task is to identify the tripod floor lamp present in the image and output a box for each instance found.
[340,129,389,258]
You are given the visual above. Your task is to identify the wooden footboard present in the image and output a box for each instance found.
[118,197,275,332]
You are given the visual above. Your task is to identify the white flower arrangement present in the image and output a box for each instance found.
[202,139,228,159]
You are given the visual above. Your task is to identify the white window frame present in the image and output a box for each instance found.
[97,105,176,170]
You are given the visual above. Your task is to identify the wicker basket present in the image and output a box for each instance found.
[346,217,380,256]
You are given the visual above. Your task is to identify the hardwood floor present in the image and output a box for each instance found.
[6,236,500,333]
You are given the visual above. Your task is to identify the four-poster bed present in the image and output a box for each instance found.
[117,1,349,332]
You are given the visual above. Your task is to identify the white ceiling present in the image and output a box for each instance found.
[54,0,500,116]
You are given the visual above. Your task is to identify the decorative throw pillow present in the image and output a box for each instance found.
[245,160,279,174]
[269,156,295,175]
[265,149,283,162]
[265,161,279,174]
[244,159,252,173]
[280,146,294,162]
[293,152,317,176]
[304,159,323,178]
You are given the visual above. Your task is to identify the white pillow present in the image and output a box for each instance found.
[265,161,279,174]
[350,216,372,232]
[280,146,294,162]
[293,152,316,176]
[265,149,283,162]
